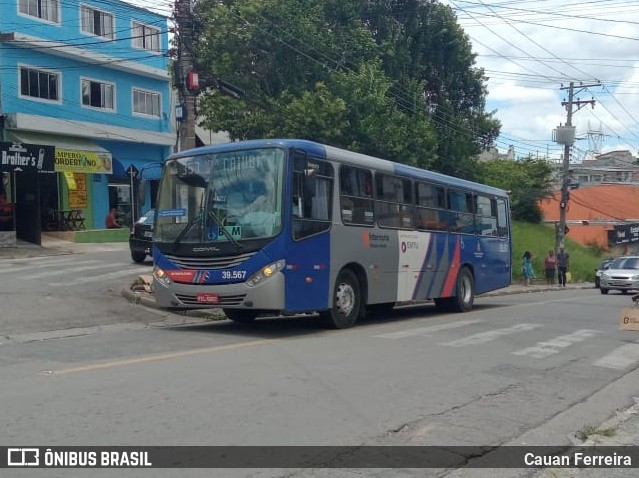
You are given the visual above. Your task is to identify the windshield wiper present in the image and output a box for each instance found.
[207,209,242,250]
[172,212,203,248]
[170,210,241,251]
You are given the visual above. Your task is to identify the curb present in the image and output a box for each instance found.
[479,283,594,297]
[121,288,225,320]
[580,399,639,446]
[122,282,596,317]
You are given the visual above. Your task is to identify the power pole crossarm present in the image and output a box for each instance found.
[561,99,596,111]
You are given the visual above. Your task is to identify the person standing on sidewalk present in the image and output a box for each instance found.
[557,246,570,286]
[544,250,557,285]
[522,251,536,286]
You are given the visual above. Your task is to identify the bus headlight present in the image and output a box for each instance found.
[154,266,172,285]
[247,260,285,287]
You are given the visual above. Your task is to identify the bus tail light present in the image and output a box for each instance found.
[247,260,285,287]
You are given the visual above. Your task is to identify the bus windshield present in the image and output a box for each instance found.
[155,147,284,245]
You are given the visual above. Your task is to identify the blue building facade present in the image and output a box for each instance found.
[0,0,173,244]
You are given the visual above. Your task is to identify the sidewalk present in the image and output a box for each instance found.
[481,280,594,296]
[0,235,127,259]
[533,399,639,477]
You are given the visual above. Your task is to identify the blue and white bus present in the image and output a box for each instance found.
[152,139,511,328]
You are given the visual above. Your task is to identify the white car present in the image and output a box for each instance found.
[594,258,613,288]
[600,256,639,295]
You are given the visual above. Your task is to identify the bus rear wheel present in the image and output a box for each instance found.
[435,267,475,313]
[320,269,361,329]
[223,308,259,323]
[451,267,474,312]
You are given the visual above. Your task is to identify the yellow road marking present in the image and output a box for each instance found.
[48,339,277,375]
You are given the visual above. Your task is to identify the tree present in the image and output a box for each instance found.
[478,159,554,222]
[193,0,498,178]
[361,0,501,176]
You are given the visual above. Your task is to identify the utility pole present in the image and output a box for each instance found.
[554,81,598,252]
[174,0,196,152]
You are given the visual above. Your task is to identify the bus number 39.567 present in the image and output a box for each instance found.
[222,270,247,280]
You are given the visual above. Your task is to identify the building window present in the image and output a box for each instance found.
[81,79,114,110]
[19,0,60,23]
[132,21,160,52]
[80,4,114,39]
[133,89,161,117]
[19,66,60,101]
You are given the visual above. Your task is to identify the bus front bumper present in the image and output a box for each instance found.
[152,272,285,311]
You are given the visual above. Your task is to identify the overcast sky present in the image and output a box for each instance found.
[135,0,639,163]
[446,0,639,162]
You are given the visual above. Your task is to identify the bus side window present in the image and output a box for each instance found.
[339,165,374,225]
[415,182,447,231]
[292,195,301,218]
[496,198,509,237]
[476,195,497,236]
[291,157,334,240]
[448,189,475,234]
[375,174,413,229]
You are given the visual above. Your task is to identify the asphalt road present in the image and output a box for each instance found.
[2,260,639,478]
[0,247,157,336]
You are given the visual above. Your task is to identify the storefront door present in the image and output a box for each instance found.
[15,171,41,245]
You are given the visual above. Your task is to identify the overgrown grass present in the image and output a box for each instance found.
[576,424,617,442]
[512,221,604,283]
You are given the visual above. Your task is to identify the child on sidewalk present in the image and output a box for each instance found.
[522,251,536,286]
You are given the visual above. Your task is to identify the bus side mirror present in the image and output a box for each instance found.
[137,181,146,206]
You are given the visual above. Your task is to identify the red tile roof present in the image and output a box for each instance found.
[538,184,639,248]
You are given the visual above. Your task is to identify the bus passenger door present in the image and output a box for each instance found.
[285,233,331,312]
[284,155,334,313]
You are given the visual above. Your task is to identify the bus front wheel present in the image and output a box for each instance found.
[224,308,259,323]
[320,269,361,329]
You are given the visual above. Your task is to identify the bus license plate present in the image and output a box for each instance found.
[196,293,219,304]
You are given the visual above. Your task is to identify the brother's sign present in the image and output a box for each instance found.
[0,142,55,173]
